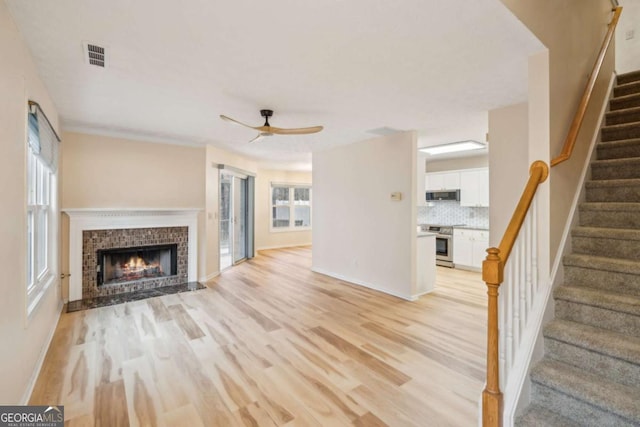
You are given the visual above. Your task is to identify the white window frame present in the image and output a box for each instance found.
[26,116,58,318]
[25,101,59,321]
[270,183,312,233]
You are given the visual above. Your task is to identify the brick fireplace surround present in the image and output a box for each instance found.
[64,209,200,302]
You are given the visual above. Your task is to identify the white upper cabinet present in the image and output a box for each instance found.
[460,168,489,207]
[425,171,461,191]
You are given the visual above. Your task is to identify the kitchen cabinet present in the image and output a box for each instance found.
[460,168,489,207]
[453,228,489,271]
[425,171,460,191]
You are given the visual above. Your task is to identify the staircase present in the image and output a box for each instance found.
[517,70,640,426]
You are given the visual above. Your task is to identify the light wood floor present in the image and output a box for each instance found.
[31,247,487,426]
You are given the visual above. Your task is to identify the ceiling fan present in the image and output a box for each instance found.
[220,109,323,143]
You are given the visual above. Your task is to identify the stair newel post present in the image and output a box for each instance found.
[483,247,504,427]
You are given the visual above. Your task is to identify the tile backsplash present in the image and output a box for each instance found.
[418,201,489,229]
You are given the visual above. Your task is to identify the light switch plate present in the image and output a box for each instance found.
[390,192,402,201]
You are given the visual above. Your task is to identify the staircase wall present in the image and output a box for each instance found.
[499,0,615,266]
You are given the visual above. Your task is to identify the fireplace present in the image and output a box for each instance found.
[97,244,178,286]
[65,209,199,302]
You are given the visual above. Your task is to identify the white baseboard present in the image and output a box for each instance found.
[311,267,415,301]
[256,243,312,251]
[504,71,617,425]
[20,299,64,405]
[199,271,220,283]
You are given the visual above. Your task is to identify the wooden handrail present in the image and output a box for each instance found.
[551,6,622,167]
[482,160,549,427]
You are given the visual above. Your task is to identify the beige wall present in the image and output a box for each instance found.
[313,132,419,299]
[61,132,205,209]
[488,102,529,245]
[501,0,615,263]
[425,154,488,172]
[60,132,206,297]
[255,169,312,250]
[0,2,63,403]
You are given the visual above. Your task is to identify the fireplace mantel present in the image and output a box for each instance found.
[64,208,201,302]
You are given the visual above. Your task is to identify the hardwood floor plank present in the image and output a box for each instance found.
[94,379,129,427]
[310,326,411,386]
[32,247,486,426]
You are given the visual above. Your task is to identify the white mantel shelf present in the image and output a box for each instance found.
[65,208,202,302]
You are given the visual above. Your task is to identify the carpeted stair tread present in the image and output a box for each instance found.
[618,70,640,85]
[515,404,581,427]
[572,225,640,238]
[545,319,640,366]
[591,155,640,177]
[601,122,640,142]
[564,253,640,276]
[597,138,640,160]
[586,178,640,189]
[610,92,640,111]
[572,226,640,241]
[555,285,640,317]
[580,201,640,212]
[605,106,640,126]
[531,359,640,424]
[614,80,640,97]
[585,178,640,202]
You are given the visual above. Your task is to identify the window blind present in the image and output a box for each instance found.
[28,101,61,173]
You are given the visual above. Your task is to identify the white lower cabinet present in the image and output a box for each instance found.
[453,228,489,270]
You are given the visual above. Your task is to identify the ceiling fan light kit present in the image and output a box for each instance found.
[220,109,323,143]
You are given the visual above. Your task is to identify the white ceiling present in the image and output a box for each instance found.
[6,0,543,170]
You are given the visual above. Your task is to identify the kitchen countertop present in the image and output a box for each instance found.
[417,231,436,238]
[453,225,489,231]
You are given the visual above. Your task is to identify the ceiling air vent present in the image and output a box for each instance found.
[83,42,107,68]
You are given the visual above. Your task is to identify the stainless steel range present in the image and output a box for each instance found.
[424,225,454,267]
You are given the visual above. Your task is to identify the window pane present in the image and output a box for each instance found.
[294,206,311,227]
[41,168,50,206]
[27,210,34,289]
[272,187,289,205]
[294,188,310,205]
[36,208,48,277]
[27,151,36,205]
[272,206,290,228]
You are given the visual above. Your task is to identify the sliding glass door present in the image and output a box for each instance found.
[219,171,253,271]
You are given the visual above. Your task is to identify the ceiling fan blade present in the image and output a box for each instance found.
[248,134,265,143]
[220,114,260,130]
[270,126,324,135]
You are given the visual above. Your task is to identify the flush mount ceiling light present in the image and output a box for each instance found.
[419,140,486,155]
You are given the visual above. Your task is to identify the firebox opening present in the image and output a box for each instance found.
[97,244,178,286]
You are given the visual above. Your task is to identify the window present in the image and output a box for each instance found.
[26,103,59,315]
[271,184,311,231]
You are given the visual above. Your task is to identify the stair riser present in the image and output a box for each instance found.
[555,299,640,338]
[610,95,640,111]
[531,382,638,426]
[606,110,640,126]
[618,72,640,86]
[564,266,640,296]
[571,235,640,261]
[585,185,640,202]
[597,142,640,160]
[591,164,640,179]
[614,82,640,98]
[580,209,640,229]
[601,125,640,142]
[545,338,640,388]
